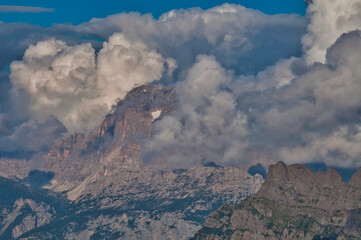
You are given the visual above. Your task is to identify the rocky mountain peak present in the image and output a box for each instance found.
[39,85,176,191]
[349,168,361,188]
[194,162,361,240]
[96,84,175,140]
[0,84,265,240]
[288,164,315,182]
[45,85,174,161]
[266,161,344,186]
[318,166,343,185]
[267,161,289,182]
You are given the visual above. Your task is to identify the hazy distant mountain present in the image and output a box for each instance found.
[193,162,361,240]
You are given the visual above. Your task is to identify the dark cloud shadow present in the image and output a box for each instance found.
[22,170,55,188]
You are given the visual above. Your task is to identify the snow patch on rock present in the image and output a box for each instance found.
[151,110,162,120]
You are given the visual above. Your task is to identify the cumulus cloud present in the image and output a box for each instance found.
[0,3,306,157]
[10,34,171,133]
[97,34,174,108]
[71,4,306,75]
[256,31,361,167]
[141,55,303,168]
[140,0,361,169]
[142,56,249,168]
[7,0,361,169]
[144,29,361,169]
[303,0,361,64]
[0,20,106,156]
[271,30,361,167]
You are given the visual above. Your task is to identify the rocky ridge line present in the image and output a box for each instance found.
[193,161,361,240]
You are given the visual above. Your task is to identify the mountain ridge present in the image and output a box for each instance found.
[0,85,264,239]
[193,161,361,240]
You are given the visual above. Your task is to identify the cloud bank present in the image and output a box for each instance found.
[144,30,361,168]
[142,0,361,168]
[3,0,361,169]
[71,4,305,75]
[0,3,306,156]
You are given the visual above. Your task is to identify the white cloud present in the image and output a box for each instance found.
[0,1,360,169]
[144,29,361,169]
[7,3,305,136]
[303,0,361,64]
[10,34,171,133]
[0,3,306,156]
[142,55,249,168]
[97,34,170,108]
[241,30,361,168]
[72,4,306,75]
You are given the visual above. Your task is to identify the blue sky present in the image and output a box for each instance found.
[0,0,307,26]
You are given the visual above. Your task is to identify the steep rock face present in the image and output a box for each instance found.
[46,133,85,159]
[193,162,361,240]
[40,85,176,191]
[0,85,264,239]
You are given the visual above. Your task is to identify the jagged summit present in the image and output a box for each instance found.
[40,85,176,190]
[267,161,344,185]
[194,162,361,240]
[0,84,264,239]
[97,84,174,139]
[267,161,289,181]
[46,85,175,161]
[350,168,361,188]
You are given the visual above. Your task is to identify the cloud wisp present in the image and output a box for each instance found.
[0,5,54,13]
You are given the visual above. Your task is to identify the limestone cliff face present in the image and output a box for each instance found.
[1,85,263,240]
[193,162,361,240]
[40,85,176,190]
[46,133,85,159]
[46,85,174,161]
